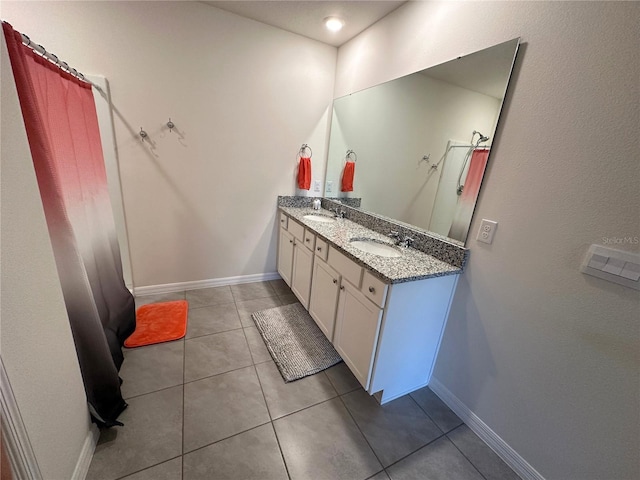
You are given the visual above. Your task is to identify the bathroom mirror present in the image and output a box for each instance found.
[325,38,520,245]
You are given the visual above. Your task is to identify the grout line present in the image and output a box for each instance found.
[183,362,255,386]
[112,455,183,480]
[182,420,273,456]
[123,381,185,402]
[184,324,244,341]
[408,391,460,435]
[268,395,337,424]
[269,422,292,480]
[445,429,491,480]
[382,432,447,471]
[248,344,293,480]
[336,394,386,470]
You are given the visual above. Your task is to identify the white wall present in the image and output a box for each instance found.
[336,2,639,479]
[326,72,499,231]
[1,1,336,287]
[0,31,92,480]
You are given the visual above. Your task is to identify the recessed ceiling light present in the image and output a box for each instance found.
[324,17,344,32]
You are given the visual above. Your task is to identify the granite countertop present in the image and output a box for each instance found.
[279,206,462,284]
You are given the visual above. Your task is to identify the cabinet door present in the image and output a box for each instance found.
[334,281,383,390]
[291,242,314,309]
[277,228,294,286]
[309,258,340,341]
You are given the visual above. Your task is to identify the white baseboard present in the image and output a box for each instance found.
[133,272,282,296]
[71,424,99,480]
[429,377,545,480]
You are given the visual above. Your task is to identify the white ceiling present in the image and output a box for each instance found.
[201,1,407,47]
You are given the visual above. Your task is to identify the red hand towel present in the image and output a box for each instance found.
[341,161,355,192]
[297,156,311,190]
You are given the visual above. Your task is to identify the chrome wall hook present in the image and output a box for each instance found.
[139,127,148,142]
[418,154,431,166]
[167,118,175,133]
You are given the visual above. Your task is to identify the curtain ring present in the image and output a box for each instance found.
[23,34,31,46]
[61,61,70,73]
[37,44,46,55]
[50,53,59,66]
[346,149,357,162]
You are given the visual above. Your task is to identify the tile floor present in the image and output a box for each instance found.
[87,280,520,480]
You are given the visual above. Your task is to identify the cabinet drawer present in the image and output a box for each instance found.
[362,270,388,308]
[328,247,363,289]
[303,229,315,251]
[288,219,305,242]
[279,212,288,230]
[315,237,329,261]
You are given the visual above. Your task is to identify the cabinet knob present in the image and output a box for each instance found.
[333,279,337,284]
[281,219,284,223]
[289,240,293,244]
[369,286,375,293]
[305,238,310,242]
[317,247,322,251]
[340,285,345,291]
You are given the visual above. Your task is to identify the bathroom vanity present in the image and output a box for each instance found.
[277,204,463,404]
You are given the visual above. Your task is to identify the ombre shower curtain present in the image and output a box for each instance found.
[3,23,135,426]
[448,148,490,241]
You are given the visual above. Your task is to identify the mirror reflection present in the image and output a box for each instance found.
[325,38,520,245]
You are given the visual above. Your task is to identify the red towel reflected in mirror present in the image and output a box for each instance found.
[341,161,355,192]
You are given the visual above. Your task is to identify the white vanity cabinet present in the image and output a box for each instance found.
[326,244,458,403]
[277,211,459,404]
[308,258,340,340]
[277,215,314,309]
[277,228,294,286]
[334,279,383,390]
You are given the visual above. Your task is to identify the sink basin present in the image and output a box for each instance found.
[350,239,402,258]
[303,214,336,223]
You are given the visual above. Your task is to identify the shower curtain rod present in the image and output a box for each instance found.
[4,22,101,91]
[448,144,491,149]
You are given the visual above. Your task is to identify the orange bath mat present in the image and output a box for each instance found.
[125,300,188,348]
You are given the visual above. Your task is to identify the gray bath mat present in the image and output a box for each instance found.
[252,302,342,382]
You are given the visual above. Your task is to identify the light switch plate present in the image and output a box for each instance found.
[581,244,640,290]
[476,219,498,244]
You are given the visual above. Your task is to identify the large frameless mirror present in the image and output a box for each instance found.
[324,38,520,245]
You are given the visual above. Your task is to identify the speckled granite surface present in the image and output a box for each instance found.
[321,199,468,269]
[279,206,462,284]
[323,197,362,208]
[278,195,362,209]
[277,196,316,208]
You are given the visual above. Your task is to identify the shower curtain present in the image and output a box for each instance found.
[3,23,135,426]
[448,148,490,241]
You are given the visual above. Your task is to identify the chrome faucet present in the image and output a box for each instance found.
[332,208,346,218]
[400,236,414,248]
[388,231,413,248]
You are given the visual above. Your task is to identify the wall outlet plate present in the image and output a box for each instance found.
[313,180,321,192]
[326,181,333,193]
[476,219,498,244]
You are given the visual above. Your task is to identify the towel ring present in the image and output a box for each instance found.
[298,143,312,158]
[346,149,357,163]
